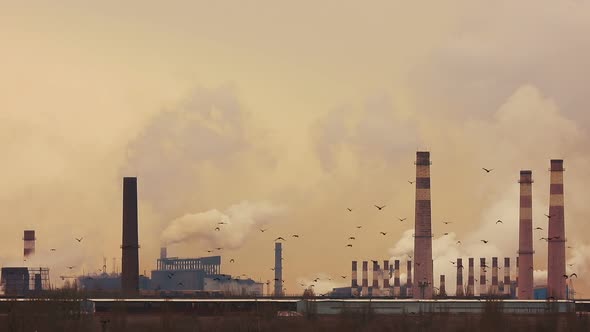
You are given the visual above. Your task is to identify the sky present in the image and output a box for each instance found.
[1,1,590,296]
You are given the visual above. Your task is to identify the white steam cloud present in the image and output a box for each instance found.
[161,201,287,250]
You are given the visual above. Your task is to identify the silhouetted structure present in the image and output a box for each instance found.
[413,151,433,298]
[23,230,35,259]
[274,242,283,296]
[518,170,534,299]
[121,177,139,295]
[547,160,566,299]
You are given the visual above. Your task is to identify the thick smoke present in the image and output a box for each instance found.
[161,201,287,250]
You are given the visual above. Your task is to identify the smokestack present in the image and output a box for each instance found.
[406,260,413,297]
[274,242,283,296]
[160,247,167,259]
[121,177,139,295]
[456,258,464,297]
[372,261,379,296]
[394,260,401,296]
[467,258,475,296]
[504,257,511,296]
[362,261,368,297]
[413,151,433,299]
[383,260,390,289]
[351,261,358,297]
[518,170,534,299]
[23,230,35,259]
[491,257,499,295]
[515,256,519,296]
[480,258,487,296]
[439,275,446,297]
[548,159,566,299]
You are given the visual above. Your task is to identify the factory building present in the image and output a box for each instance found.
[1,267,50,297]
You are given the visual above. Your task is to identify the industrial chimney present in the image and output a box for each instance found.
[121,177,139,295]
[456,258,464,297]
[480,258,487,296]
[413,151,433,299]
[518,170,534,299]
[372,261,379,296]
[160,247,167,259]
[467,258,475,297]
[406,260,413,297]
[491,257,499,295]
[383,260,390,291]
[548,159,566,299]
[439,275,446,297]
[393,260,401,297]
[362,261,369,297]
[351,261,358,297]
[504,257,511,296]
[274,242,283,296]
[23,230,35,260]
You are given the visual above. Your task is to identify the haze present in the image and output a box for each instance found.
[1,1,589,296]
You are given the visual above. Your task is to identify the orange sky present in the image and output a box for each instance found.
[1,1,590,297]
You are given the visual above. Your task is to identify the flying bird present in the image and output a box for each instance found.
[271,268,275,271]
[408,181,415,184]
[496,220,503,224]
[374,205,386,210]
[545,214,552,219]
[540,237,549,241]
[535,227,543,230]
[443,232,449,235]
[292,234,300,238]
[568,264,574,267]
[379,232,387,235]
[371,260,378,264]
[275,237,286,241]
[218,222,227,225]
[456,241,462,245]
[341,276,347,279]
[482,168,494,173]
[346,244,353,247]
[50,248,56,251]
[67,266,75,270]
[177,282,184,287]
[348,236,356,240]
[481,240,488,244]
[442,221,452,225]
[347,208,352,212]
[398,218,407,222]
[570,273,578,278]
[215,247,223,251]
[260,228,268,232]
[230,259,235,263]
[75,237,83,243]
[214,227,220,231]
[356,226,362,229]
[450,261,456,265]
[207,250,213,253]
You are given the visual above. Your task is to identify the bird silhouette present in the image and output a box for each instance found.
[346,244,353,247]
[482,168,494,173]
[398,217,407,222]
[540,237,549,241]
[416,262,422,266]
[374,205,386,210]
[443,232,449,235]
[214,227,220,231]
[545,214,552,218]
[341,276,347,279]
[496,220,503,224]
[348,236,356,240]
[347,208,352,212]
[218,222,227,225]
[230,259,235,263]
[450,261,456,265]
[216,247,223,251]
[260,228,268,232]
[408,181,415,184]
[456,241,462,245]
[177,282,184,287]
[442,221,452,225]
[563,274,569,279]
[568,264,574,267]
[570,273,578,278]
[371,260,378,264]
[356,225,362,229]
[481,240,488,244]
[75,237,83,242]
[50,248,56,251]
[379,232,387,235]
[207,250,213,253]
[271,268,275,271]
[67,266,75,270]
[292,234,300,238]
[275,237,286,241]
[535,227,543,230]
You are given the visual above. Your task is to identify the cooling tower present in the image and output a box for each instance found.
[413,151,433,299]
[547,160,566,299]
[121,177,139,295]
[518,170,534,299]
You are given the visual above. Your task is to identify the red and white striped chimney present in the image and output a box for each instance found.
[547,159,566,299]
[504,257,511,296]
[362,261,368,297]
[480,258,487,296]
[467,258,475,296]
[456,258,464,297]
[406,260,413,297]
[393,260,401,296]
[518,170,534,299]
[515,256,519,296]
[383,260,390,290]
[351,261,358,297]
[413,151,434,299]
[491,257,499,295]
[372,261,379,296]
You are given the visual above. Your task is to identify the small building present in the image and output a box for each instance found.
[1,267,50,297]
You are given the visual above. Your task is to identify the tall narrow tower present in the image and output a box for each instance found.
[351,261,358,296]
[274,242,283,296]
[518,170,534,299]
[413,151,433,299]
[121,177,139,295]
[456,258,464,297]
[547,159,566,299]
[23,230,36,260]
